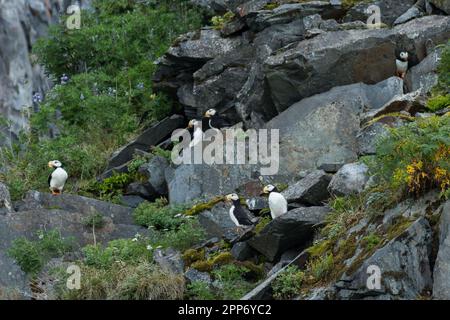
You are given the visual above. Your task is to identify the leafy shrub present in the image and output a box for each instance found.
[133,198,189,230]
[56,260,185,300]
[149,219,206,251]
[369,116,450,200]
[185,281,215,300]
[82,238,152,269]
[211,11,235,30]
[427,94,450,112]
[8,230,74,276]
[212,264,255,300]
[307,253,334,281]
[362,233,381,251]
[272,265,305,300]
[82,212,106,228]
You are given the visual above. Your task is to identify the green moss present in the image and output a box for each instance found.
[184,196,225,216]
[427,94,450,112]
[254,216,271,234]
[211,11,235,30]
[191,260,213,272]
[307,240,332,258]
[182,248,205,267]
[263,3,280,10]
[272,265,304,300]
[361,233,381,251]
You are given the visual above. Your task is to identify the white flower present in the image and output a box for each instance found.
[156,246,162,249]
[174,214,182,218]
[38,234,44,240]
[132,238,138,242]
[146,245,153,251]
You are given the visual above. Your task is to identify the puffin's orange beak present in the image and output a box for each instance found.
[48,161,53,168]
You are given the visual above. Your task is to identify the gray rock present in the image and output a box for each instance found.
[429,0,450,13]
[266,78,403,174]
[328,163,369,196]
[125,182,157,201]
[153,248,185,274]
[394,5,424,25]
[248,206,330,261]
[282,170,331,206]
[231,241,257,261]
[336,218,433,299]
[433,201,450,299]
[405,48,442,94]
[15,191,134,225]
[357,122,389,156]
[264,16,449,111]
[361,91,426,123]
[119,195,146,208]
[168,163,258,204]
[245,197,268,211]
[185,268,212,284]
[107,115,184,169]
[344,0,417,26]
[0,183,13,214]
[198,202,239,241]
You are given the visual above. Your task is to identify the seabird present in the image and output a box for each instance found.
[225,193,254,232]
[48,160,68,195]
[396,51,409,79]
[187,119,203,149]
[203,108,231,131]
[263,184,288,219]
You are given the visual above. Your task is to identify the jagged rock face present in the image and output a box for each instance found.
[0,0,92,145]
[429,0,450,14]
[266,77,403,174]
[405,48,442,94]
[328,163,369,197]
[433,201,450,299]
[335,218,433,300]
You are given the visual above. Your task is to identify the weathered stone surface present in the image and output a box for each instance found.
[405,48,442,94]
[168,163,259,204]
[394,5,424,25]
[231,241,257,261]
[198,202,240,241]
[125,182,157,201]
[0,183,13,215]
[153,248,185,274]
[433,201,450,300]
[15,191,134,225]
[248,206,330,261]
[107,115,184,169]
[266,78,403,174]
[119,195,146,208]
[185,268,212,284]
[336,218,433,300]
[282,170,331,205]
[264,16,449,111]
[429,0,450,14]
[328,163,369,196]
[344,0,418,26]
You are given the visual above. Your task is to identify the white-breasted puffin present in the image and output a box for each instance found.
[187,119,203,149]
[225,193,254,230]
[203,108,231,131]
[48,160,68,195]
[263,184,288,220]
[396,51,409,79]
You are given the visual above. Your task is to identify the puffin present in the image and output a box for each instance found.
[225,193,254,231]
[48,160,68,195]
[263,184,288,220]
[396,51,409,79]
[187,119,203,149]
[203,108,231,131]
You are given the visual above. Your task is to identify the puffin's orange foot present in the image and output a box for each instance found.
[51,190,61,196]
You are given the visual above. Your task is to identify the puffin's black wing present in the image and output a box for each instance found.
[201,117,210,131]
[233,205,253,226]
[211,114,231,129]
[48,171,53,186]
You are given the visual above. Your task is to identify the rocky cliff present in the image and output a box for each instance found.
[0,0,449,300]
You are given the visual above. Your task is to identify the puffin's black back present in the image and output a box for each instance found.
[231,200,253,226]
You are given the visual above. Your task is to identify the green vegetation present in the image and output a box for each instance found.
[211,11,235,30]
[82,212,105,229]
[0,0,203,200]
[427,42,450,111]
[134,198,187,230]
[8,230,74,276]
[427,94,450,112]
[272,265,305,300]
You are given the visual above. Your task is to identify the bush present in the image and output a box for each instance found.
[272,265,305,300]
[186,281,215,300]
[8,230,74,276]
[369,115,450,200]
[427,94,450,112]
[307,253,334,281]
[149,219,206,251]
[82,238,152,269]
[133,198,188,230]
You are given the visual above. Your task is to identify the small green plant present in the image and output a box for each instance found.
[185,281,215,300]
[211,11,235,30]
[134,198,190,230]
[362,233,381,251]
[149,219,206,251]
[427,94,450,112]
[211,264,255,300]
[82,212,105,229]
[272,265,304,300]
[307,253,334,281]
[8,230,74,276]
[254,216,271,234]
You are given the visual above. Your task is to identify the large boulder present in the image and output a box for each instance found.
[335,218,433,299]
[328,163,369,196]
[266,78,403,174]
[139,156,171,196]
[106,115,184,170]
[168,163,259,204]
[264,16,450,111]
[433,201,450,299]
[429,0,450,14]
[405,48,442,94]
[281,170,331,205]
[248,206,330,261]
[0,183,13,215]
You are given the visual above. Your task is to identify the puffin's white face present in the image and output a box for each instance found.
[263,185,275,194]
[400,52,408,60]
[225,193,239,202]
[204,109,217,118]
[48,160,62,168]
[188,119,199,128]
